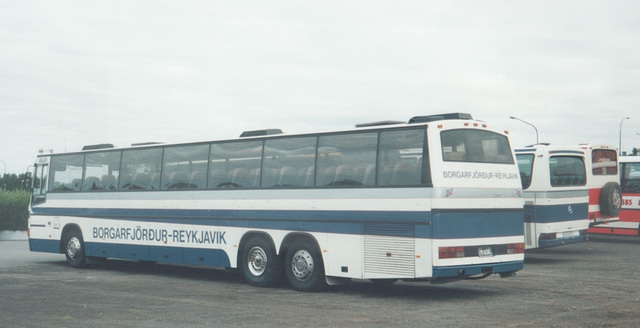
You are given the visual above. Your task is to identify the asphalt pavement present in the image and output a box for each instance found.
[1,235,639,328]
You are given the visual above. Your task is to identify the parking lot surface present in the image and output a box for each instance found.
[1,236,639,328]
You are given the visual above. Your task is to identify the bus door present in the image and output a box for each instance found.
[31,157,50,206]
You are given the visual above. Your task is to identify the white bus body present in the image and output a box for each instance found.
[28,114,525,291]
[515,145,589,249]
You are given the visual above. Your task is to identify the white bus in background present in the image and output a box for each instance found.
[28,113,525,291]
[515,145,589,249]
[589,156,640,237]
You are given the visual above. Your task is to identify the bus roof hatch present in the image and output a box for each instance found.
[408,113,473,124]
[82,143,115,151]
[240,129,284,138]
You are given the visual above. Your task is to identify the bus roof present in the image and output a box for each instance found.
[41,113,501,157]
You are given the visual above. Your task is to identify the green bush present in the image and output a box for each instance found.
[0,190,30,231]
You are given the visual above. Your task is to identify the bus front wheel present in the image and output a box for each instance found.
[241,236,282,287]
[63,229,87,268]
[284,240,326,292]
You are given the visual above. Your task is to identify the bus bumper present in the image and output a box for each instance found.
[432,261,523,278]
[538,234,588,248]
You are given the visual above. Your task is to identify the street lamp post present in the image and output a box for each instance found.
[510,116,539,144]
[0,160,6,176]
[619,117,630,156]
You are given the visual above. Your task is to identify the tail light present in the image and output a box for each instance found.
[507,243,525,254]
[539,233,556,241]
[439,247,465,259]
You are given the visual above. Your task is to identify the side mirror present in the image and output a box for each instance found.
[23,172,32,191]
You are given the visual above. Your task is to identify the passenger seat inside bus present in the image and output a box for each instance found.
[133,173,152,190]
[101,175,117,190]
[83,177,102,191]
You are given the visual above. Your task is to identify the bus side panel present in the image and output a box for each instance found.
[431,210,523,239]
[532,203,589,224]
[28,213,63,254]
[324,223,363,279]
[620,193,640,222]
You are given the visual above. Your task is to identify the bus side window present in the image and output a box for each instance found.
[622,163,640,193]
[317,132,377,186]
[378,128,425,186]
[82,151,121,192]
[49,154,84,192]
[120,148,162,190]
[263,136,316,188]
[209,141,262,189]
[161,144,209,190]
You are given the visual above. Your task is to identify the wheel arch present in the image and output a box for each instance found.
[279,232,322,258]
[237,231,277,263]
[59,223,82,253]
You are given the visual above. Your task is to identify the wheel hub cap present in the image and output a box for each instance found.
[248,247,267,276]
[291,250,314,281]
[67,237,82,260]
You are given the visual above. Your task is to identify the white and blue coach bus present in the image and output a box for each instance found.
[515,145,589,249]
[28,113,525,291]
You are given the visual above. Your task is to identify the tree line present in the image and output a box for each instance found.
[0,173,30,231]
[0,173,31,191]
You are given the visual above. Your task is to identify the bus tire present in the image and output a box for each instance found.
[284,239,326,292]
[63,228,87,268]
[600,182,622,217]
[241,236,282,287]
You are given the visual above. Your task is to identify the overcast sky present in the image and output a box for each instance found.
[1,1,639,174]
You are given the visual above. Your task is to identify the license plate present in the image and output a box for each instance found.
[563,231,577,238]
[478,246,493,257]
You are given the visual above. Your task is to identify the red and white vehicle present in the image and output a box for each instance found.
[589,156,640,236]
[583,145,622,234]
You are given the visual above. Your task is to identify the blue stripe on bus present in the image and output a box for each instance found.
[29,238,59,254]
[85,242,232,267]
[31,207,522,239]
[524,203,588,223]
[431,210,523,239]
[28,238,232,267]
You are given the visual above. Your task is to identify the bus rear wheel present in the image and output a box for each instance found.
[63,229,87,268]
[241,236,282,287]
[284,240,326,292]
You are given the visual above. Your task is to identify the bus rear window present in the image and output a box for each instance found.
[591,149,617,175]
[550,156,586,187]
[441,129,514,164]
